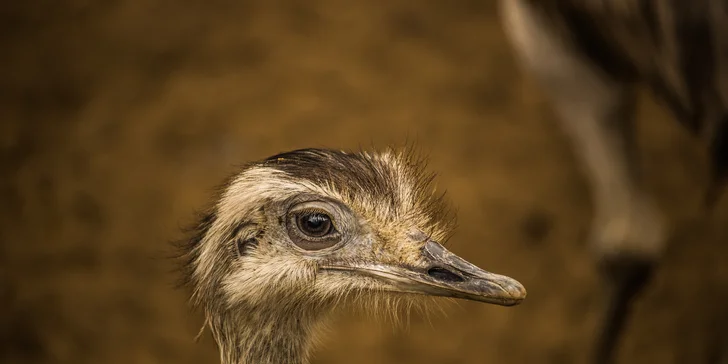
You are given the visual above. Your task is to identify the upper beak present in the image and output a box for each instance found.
[321,240,527,306]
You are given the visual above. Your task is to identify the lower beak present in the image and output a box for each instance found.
[322,241,527,306]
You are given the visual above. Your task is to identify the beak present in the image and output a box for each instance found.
[321,240,527,306]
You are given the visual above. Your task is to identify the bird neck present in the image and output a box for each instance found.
[209,304,323,364]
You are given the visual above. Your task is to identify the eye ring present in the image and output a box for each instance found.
[286,209,342,251]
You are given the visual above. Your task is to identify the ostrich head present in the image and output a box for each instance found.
[180,148,526,364]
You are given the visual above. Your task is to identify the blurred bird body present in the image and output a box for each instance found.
[507,0,728,197]
[179,148,526,364]
[499,0,728,362]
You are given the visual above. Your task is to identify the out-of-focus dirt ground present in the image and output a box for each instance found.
[3,1,728,363]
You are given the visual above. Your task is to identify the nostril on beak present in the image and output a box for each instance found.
[427,266,464,283]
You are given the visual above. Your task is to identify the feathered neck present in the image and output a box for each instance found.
[207,302,325,364]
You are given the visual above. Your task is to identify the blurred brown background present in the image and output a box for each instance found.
[2,1,728,363]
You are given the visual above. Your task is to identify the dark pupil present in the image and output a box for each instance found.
[298,213,331,237]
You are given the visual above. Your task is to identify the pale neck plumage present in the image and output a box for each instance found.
[208,304,322,364]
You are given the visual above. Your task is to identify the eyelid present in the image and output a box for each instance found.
[290,205,328,215]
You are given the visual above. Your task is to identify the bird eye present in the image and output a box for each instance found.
[297,212,333,237]
[286,210,341,251]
